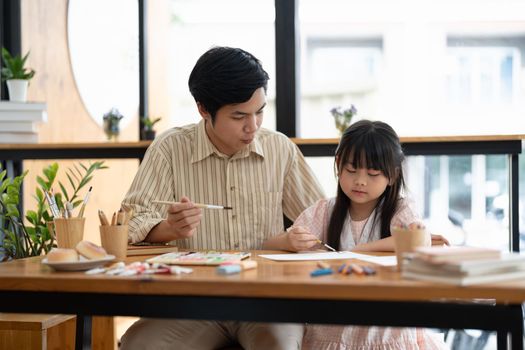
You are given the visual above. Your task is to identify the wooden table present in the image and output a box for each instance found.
[0,252,524,349]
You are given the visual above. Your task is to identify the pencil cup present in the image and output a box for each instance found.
[392,227,429,271]
[53,217,85,249]
[99,225,129,261]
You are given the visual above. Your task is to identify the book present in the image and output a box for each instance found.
[413,246,501,263]
[127,244,179,257]
[0,102,47,122]
[405,253,525,276]
[146,251,251,265]
[0,132,39,143]
[0,121,38,132]
[402,269,525,286]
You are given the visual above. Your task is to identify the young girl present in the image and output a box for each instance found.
[264,120,448,349]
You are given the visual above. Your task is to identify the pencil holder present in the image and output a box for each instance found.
[99,225,129,261]
[53,217,85,249]
[392,227,429,271]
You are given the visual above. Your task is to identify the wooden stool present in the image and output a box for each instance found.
[0,313,76,350]
[0,314,116,350]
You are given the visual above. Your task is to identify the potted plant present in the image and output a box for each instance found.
[0,161,107,261]
[141,115,162,140]
[102,108,124,141]
[330,105,357,135]
[1,47,35,102]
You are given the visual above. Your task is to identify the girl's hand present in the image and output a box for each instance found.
[431,234,450,246]
[286,226,319,252]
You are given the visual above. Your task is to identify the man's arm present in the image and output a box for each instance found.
[145,197,202,242]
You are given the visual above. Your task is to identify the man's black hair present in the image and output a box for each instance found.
[188,46,269,121]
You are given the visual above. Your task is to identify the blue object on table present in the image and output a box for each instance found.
[310,268,333,277]
[216,264,242,275]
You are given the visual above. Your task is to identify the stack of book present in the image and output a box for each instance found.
[0,102,47,143]
[401,246,525,286]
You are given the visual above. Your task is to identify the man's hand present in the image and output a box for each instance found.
[286,226,319,252]
[165,196,202,239]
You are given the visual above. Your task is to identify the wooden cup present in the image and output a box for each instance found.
[99,225,129,261]
[391,227,430,271]
[53,218,85,249]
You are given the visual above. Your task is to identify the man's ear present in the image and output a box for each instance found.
[197,102,211,121]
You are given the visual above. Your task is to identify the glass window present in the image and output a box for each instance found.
[298,0,525,137]
[68,0,139,131]
[149,0,276,133]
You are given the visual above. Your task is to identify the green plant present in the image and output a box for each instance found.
[0,161,107,261]
[1,47,35,82]
[330,105,357,134]
[141,116,162,132]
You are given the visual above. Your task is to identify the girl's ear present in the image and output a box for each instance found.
[389,167,400,185]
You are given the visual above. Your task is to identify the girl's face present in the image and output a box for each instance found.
[338,160,390,210]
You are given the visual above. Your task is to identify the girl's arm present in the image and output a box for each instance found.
[263,226,319,252]
[352,236,396,252]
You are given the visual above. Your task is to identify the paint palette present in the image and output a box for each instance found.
[146,251,251,265]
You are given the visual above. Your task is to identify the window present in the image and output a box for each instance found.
[149,0,276,133]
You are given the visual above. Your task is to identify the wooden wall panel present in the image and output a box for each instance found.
[20,0,140,245]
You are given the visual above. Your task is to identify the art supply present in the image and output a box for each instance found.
[391,225,429,270]
[350,263,364,275]
[217,264,242,275]
[98,210,110,226]
[362,266,376,275]
[341,264,353,275]
[77,186,92,218]
[338,263,347,273]
[317,261,330,269]
[100,224,129,261]
[116,208,126,225]
[65,202,73,218]
[53,217,85,249]
[317,239,337,252]
[147,251,251,265]
[44,191,60,218]
[220,260,258,270]
[152,200,232,210]
[310,267,333,277]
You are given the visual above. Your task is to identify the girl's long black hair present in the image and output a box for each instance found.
[326,120,406,249]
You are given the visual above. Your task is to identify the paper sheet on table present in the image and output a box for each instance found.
[258,251,397,266]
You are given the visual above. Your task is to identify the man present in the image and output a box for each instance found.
[120,46,324,350]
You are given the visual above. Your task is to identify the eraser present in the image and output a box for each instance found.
[241,260,258,270]
[310,268,333,277]
[217,264,242,275]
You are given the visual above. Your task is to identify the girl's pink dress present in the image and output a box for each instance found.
[296,198,448,350]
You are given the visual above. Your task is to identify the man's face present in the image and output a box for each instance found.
[201,87,266,156]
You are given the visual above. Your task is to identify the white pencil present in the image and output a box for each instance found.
[152,200,232,210]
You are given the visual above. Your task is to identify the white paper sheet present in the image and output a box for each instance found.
[258,252,397,266]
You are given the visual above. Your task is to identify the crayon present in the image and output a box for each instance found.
[362,266,376,275]
[310,268,333,277]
